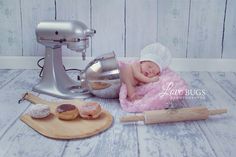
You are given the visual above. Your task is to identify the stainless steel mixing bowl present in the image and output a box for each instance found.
[80,52,121,98]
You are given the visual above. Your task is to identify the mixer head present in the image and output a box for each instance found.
[36,20,96,58]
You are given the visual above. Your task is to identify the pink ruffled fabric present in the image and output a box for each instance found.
[119,67,188,112]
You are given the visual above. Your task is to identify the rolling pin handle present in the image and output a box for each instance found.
[120,114,145,123]
[208,108,227,116]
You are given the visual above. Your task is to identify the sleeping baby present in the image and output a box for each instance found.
[120,42,172,101]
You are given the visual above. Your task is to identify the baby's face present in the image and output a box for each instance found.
[140,61,160,78]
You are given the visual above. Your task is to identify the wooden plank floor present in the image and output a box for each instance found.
[0,70,235,157]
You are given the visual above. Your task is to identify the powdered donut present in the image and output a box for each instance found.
[27,104,50,119]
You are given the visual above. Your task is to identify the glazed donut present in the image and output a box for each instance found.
[56,104,79,120]
[79,102,102,119]
[27,104,50,119]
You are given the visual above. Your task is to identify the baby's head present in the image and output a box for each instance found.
[140,61,160,78]
[140,42,171,77]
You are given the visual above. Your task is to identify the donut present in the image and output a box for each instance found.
[27,104,50,119]
[56,104,79,120]
[79,102,102,119]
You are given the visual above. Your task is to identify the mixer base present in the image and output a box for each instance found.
[33,84,92,99]
[32,46,92,99]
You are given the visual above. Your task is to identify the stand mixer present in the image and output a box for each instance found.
[33,21,96,99]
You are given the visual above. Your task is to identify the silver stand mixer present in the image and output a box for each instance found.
[33,21,96,99]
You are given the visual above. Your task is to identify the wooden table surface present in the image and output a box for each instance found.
[0,70,235,157]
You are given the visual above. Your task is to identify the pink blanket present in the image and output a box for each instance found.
[119,68,188,112]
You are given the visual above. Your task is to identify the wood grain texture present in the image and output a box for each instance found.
[180,72,236,157]
[0,94,67,157]
[1,0,236,59]
[0,70,236,156]
[209,72,236,101]
[21,0,55,56]
[0,70,39,137]
[0,71,53,156]
[0,0,22,56]
[222,0,236,58]
[62,97,138,157]
[21,99,113,139]
[187,0,226,58]
[0,121,66,157]
[56,0,92,57]
[0,70,23,87]
[92,0,125,57]
[126,0,157,57]
[157,0,190,58]
[137,108,216,156]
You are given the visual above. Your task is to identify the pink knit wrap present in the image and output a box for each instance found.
[119,67,188,113]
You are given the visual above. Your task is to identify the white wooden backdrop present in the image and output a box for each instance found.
[0,0,235,58]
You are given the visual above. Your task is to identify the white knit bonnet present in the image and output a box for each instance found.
[140,42,172,72]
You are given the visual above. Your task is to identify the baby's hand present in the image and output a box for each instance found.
[150,76,159,82]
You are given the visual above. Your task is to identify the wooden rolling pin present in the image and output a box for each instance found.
[120,107,227,124]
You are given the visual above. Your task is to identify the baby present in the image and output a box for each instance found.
[120,43,171,101]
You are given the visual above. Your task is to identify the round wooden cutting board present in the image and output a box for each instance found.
[20,94,113,140]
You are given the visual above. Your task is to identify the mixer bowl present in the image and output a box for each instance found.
[80,52,121,98]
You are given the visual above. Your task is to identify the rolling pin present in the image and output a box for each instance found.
[120,107,227,124]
